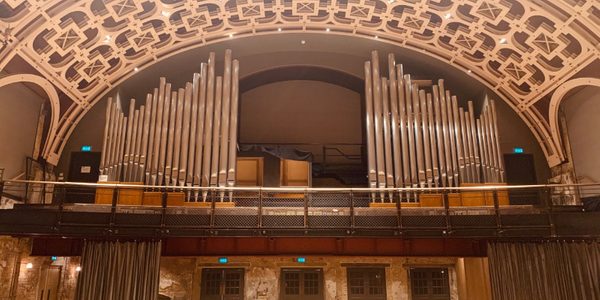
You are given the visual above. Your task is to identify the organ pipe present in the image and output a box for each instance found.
[98,51,241,202]
[364,51,505,195]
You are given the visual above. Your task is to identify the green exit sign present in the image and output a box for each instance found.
[513,147,524,153]
[81,145,92,152]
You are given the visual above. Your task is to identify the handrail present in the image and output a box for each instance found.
[2,179,599,193]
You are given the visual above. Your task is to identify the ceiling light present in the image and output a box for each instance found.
[26,263,33,269]
[387,0,395,3]
[326,28,330,32]
[229,33,234,38]
[278,28,282,32]
[374,35,379,39]
[444,13,451,19]
[301,40,306,45]
[134,67,139,72]
[75,266,82,272]
[161,10,171,17]
[467,69,472,73]
[499,37,507,44]
[103,35,111,43]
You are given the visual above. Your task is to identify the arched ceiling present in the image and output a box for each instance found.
[0,0,598,166]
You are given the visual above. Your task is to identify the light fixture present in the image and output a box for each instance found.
[374,35,379,39]
[467,69,472,73]
[387,0,395,3]
[26,263,33,269]
[161,10,171,17]
[499,37,507,44]
[444,13,451,19]
[134,67,139,72]
[103,35,111,44]
[75,266,82,272]
[326,28,330,32]
[277,28,282,32]
[229,33,234,38]
[301,40,306,45]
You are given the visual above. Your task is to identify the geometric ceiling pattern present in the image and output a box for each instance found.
[0,0,598,167]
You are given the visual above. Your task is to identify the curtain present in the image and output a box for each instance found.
[75,240,161,300]
[488,241,600,300]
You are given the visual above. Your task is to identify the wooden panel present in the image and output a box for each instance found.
[420,194,443,207]
[235,157,263,186]
[95,182,143,205]
[280,159,311,187]
[142,191,185,206]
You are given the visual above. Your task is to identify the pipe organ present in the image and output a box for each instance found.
[99,50,240,199]
[365,51,505,198]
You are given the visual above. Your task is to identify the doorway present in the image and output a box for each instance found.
[503,153,538,204]
[38,266,61,300]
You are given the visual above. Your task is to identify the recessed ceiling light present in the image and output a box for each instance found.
[387,0,395,3]
[278,28,282,32]
[103,35,111,43]
[301,40,306,45]
[134,67,139,72]
[499,37,507,44]
[161,10,171,17]
[467,69,472,73]
[326,28,330,32]
[229,33,234,38]
[444,13,451,19]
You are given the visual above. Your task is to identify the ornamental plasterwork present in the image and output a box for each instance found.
[0,0,598,167]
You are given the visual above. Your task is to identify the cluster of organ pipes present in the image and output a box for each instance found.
[364,51,505,199]
[99,50,239,200]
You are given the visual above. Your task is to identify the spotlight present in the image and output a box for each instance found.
[499,37,507,44]
[75,266,82,272]
[26,263,33,269]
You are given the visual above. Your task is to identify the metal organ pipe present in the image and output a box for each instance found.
[363,51,505,202]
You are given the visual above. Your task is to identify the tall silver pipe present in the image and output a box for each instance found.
[426,93,439,188]
[187,74,200,193]
[468,102,481,182]
[172,88,185,185]
[476,118,488,182]
[458,107,470,183]
[381,78,394,195]
[145,88,159,185]
[371,51,386,191]
[165,90,178,186]
[139,94,152,184]
[491,100,505,182]
[219,50,233,188]
[107,101,119,179]
[116,115,127,181]
[158,83,172,186]
[364,61,377,189]
[202,52,216,191]
[179,83,193,187]
[397,71,409,191]
[100,98,113,175]
[439,81,453,187]
[451,96,464,184]
[412,84,425,188]
[123,99,135,182]
[464,109,477,182]
[210,77,223,187]
[419,90,432,188]
[133,105,145,181]
[387,54,402,189]
[150,79,166,186]
[432,85,446,187]
[194,63,208,199]
[486,102,500,182]
[404,75,417,190]
[446,92,459,187]
[227,59,240,188]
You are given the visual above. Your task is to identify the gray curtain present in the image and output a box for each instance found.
[75,240,161,300]
[488,242,600,300]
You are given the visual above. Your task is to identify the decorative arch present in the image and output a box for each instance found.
[0,74,61,164]
[0,0,598,167]
[548,77,600,166]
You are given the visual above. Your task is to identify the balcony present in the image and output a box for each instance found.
[1,180,599,240]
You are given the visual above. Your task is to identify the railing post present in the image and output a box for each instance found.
[303,189,309,230]
[322,146,327,174]
[160,185,168,230]
[443,188,451,235]
[258,189,263,229]
[55,182,67,232]
[210,189,216,229]
[108,183,118,235]
[493,189,501,236]
[545,186,556,237]
[396,189,402,233]
[350,190,355,230]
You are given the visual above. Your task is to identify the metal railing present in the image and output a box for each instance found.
[1,180,598,238]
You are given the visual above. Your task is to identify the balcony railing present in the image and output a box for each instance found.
[0,180,598,238]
